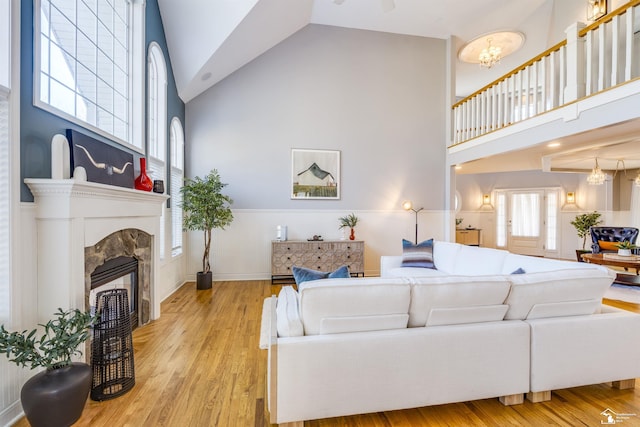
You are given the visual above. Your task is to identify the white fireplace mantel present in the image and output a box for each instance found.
[25,178,168,324]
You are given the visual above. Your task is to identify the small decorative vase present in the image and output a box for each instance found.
[134,158,153,191]
[618,249,632,256]
[349,228,355,240]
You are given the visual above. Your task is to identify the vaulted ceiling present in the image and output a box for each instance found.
[157,0,640,173]
[158,0,579,102]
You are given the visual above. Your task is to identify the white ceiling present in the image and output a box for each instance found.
[159,0,573,102]
[158,0,640,174]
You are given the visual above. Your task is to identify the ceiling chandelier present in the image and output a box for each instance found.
[587,158,606,185]
[478,38,502,69]
[458,31,525,70]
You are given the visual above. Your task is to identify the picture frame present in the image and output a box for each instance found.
[291,149,340,200]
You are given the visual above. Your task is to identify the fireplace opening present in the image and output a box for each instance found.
[90,256,139,330]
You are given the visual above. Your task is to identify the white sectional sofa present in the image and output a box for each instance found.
[263,241,640,426]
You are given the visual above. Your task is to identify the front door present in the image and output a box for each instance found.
[507,190,545,256]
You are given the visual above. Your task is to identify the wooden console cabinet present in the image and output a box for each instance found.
[456,229,481,246]
[271,240,364,283]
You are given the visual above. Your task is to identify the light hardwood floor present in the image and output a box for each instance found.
[12,281,640,426]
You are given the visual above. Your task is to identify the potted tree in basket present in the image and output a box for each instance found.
[181,169,234,290]
[570,211,602,261]
[0,308,95,427]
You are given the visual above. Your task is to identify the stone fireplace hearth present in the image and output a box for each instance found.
[25,177,167,326]
[85,229,151,326]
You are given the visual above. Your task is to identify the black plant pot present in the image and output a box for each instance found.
[21,362,91,427]
[196,271,213,290]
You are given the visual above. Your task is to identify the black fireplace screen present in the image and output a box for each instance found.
[91,288,135,400]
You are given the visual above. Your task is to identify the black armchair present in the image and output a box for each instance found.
[590,227,639,253]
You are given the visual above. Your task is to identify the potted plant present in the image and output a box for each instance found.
[338,213,359,240]
[0,308,95,427]
[570,211,602,261]
[181,169,234,290]
[616,240,638,256]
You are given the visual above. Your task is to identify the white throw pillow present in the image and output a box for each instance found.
[276,286,304,337]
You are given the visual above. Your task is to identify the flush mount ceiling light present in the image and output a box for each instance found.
[458,31,525,69]
[587,158,607,185]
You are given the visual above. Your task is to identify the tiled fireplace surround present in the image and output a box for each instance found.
[25,177,167,327]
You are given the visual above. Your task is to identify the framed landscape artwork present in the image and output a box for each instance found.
[291,149,340,200]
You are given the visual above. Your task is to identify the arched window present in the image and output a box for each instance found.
[170,118,184,257]
[147,42,167,259]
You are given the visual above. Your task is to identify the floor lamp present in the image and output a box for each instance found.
[402,200,424,244]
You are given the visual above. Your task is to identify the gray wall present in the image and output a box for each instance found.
[19,0,185,201]
[186,24,447,210]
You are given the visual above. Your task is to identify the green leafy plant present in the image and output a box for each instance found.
[570,211,602,250]
[0,308,95,371]
[338,213,359,229]
[181,169,234,274]
[616,241,638,250]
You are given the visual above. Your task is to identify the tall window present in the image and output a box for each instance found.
[0,0,11,323]
[170,118,184,257]
[147,42,167,259]
[35,0,144,150]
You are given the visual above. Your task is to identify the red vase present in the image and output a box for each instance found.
[134,158,153,191]
[349,228,355,240]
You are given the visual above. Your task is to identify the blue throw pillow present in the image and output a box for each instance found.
[401,238,435,269]
[292,265,351,285]
[511,267,526,274]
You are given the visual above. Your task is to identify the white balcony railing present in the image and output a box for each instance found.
[452,0,640,146]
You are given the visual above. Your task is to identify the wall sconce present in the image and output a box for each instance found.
[482,194,491,205]
[587,0,607,21]
[402,200,423,245]
[566,191,576,204]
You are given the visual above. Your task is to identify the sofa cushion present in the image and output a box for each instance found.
[504,268,615,320]
[408,275,511,327]
[292,265,350,285]
[432,241,462,274]
[401,239,435,269]
[451,246,509,276]
[598,240,619,251]
[276,286,304,337]
[298,278,410,335]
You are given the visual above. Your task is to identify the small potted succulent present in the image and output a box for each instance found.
[616,240,637,256]
[0,308,96,427]
[338,213,359,240]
